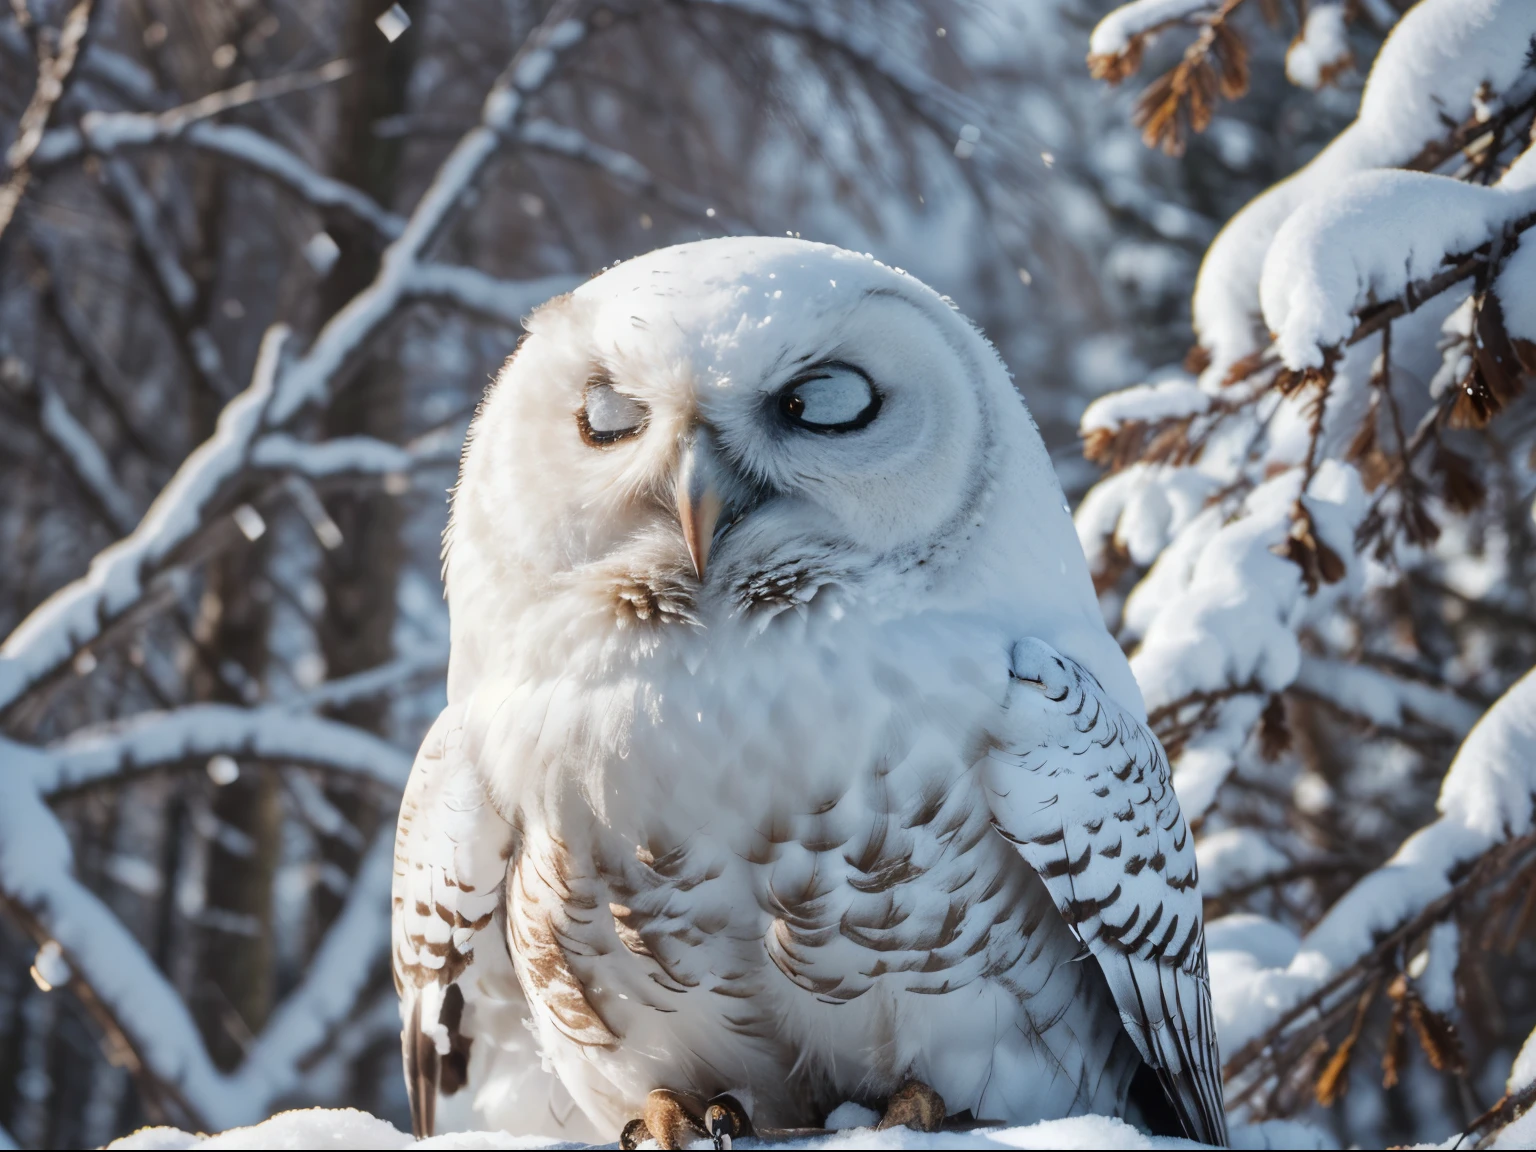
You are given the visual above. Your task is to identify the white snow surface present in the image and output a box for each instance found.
[1128,460,1365,710]
[107,1108,1331,1150]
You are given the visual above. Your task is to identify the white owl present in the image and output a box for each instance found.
[392,238,1226,1149]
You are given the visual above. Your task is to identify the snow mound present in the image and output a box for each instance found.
[107,1108,1328,1150]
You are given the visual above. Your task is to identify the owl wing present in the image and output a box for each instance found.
[392,701,515,1138]
[981,638,1228,1147]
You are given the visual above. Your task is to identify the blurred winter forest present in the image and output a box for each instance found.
[3,0,1535,1148]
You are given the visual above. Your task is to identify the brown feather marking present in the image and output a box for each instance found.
[508,851,618,1050]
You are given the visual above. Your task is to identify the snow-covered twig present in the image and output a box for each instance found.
[0,729,405,1130]
[0,326,287,719]
[684,0,983,140]
[98,157,240,400]
[1291,654,1483,740]
[35,379,139,534]
[28,224,166,466]
[1089,0,1221,62]
[252,433,414,479]
[30,61,405,241]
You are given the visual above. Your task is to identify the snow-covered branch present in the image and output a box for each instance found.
[1291,655,1483,740]
[33,704,412,796]
[1191,0,1536,383]
[267,0,588,424]
[1220,666,1536,1094]
[294,655,448,712]
[251,433,414,479]
[0,326,287,719]
[1260,170,1536,371]
[30,60,405,241]
[1089,0,1221,62]
[0,733,404,1130]
[34,378,140,535]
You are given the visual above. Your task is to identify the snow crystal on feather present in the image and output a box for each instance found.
[1192,0,1536,383]
[1259,169,1536,370]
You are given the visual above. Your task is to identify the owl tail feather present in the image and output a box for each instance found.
[404,995,438,1138]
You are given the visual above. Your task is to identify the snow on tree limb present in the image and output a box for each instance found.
[0,326,288,720]
[33,704,411,796]
[0,734,401,1129]
[1291,655,1484,739]
[0,0,94,242]
[1128,461,1366,711]
[1192,0,1536,384]
[294,655,447,712]
[1220,666,1536,1063]
[686,0,986,144]
[1259,168,1536,371]
[1285,3,1351,91]
[252,433,415,478]
[0,746,224,1127]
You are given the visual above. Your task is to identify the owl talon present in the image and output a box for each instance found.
[877,1079,947,1133]
[619,1117,652,1150]
[704,1092,754,1149]
[638,1088,709,1150]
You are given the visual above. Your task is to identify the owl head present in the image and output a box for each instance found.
[447,238,1112,691]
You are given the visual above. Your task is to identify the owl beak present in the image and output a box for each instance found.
[676,431,724,580]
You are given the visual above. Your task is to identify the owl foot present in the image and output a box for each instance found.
[620,1089,754,1150]
[704,1093,755,1149]
[877,1079,947,1133]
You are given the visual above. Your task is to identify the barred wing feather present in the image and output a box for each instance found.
[982,638,1228,1147]
[391,702,515,1138]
